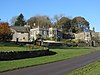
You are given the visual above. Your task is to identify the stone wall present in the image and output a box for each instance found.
[75,32,85,40]
[0,49,56,61]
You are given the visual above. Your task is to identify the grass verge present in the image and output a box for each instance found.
[67,60,100,75]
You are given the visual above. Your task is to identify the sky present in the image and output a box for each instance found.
[0,0,100,32]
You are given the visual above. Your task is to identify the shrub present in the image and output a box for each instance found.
[77,39,86,43]
[27,45,48,50]
[64,40,78,47]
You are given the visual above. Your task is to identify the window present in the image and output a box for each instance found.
[23,37,25,40]
[87,34,89,37]
[21,32,24,34]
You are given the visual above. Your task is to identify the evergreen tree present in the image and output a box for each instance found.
[14,13,26,26]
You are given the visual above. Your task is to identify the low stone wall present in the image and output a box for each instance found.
[0,49,56,61]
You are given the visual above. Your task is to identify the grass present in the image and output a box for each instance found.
[0,46,28,52]
[67,60,100,75]
[0,45,48,52]
[0,46,100,72]
[0,42,48,52]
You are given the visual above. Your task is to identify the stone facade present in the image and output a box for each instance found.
[11,26,29,42]
[75,32,91,41]
[95,32,100,40]
[30,26,49,41]
[75,32,100,41]
[11,26,59,42]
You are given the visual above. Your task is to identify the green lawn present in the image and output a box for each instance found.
[0,47,99,72]
[67,60,100,75]
[0,46,28,52]
[0,46,47,52]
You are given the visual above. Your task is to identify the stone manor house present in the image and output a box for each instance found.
[11,24,63,42]
[11,24,100,43]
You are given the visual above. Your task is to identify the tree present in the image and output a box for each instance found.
[57,16,71,32]
[51,14,64,25]
[14,13,26,26]
[72,16,90,33]
[0,22,12,41]
[27,15,51,28]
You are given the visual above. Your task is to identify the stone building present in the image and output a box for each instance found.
[11,24,100,44]
[11,26,29,42]
[11,25,62,42]
[30,26,49,41]
[75,32,91,42]
[75,31,100,41]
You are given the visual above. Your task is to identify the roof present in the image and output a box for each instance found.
[11,26,29,33]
